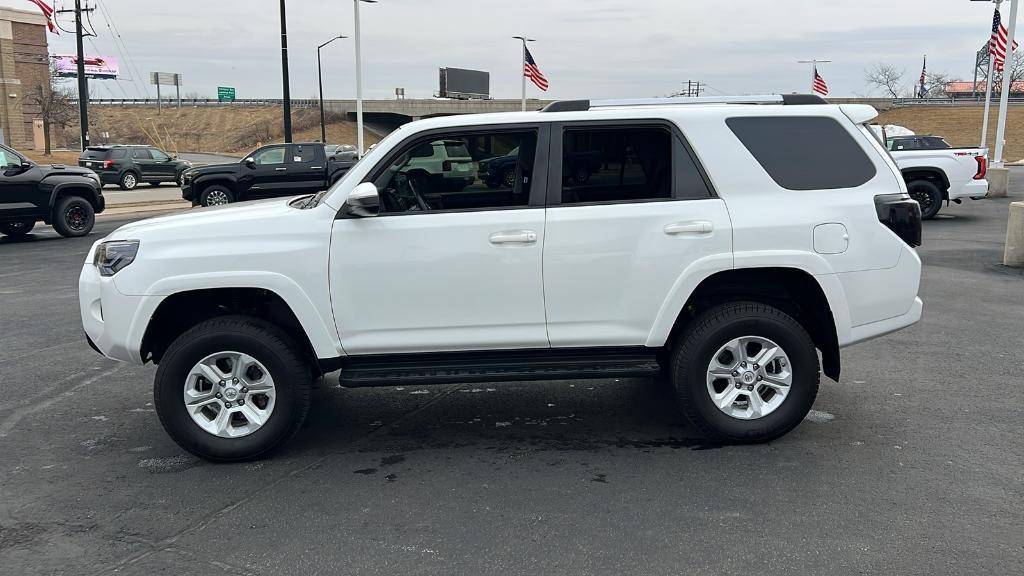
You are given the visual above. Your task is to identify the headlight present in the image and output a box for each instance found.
[93,240,140,276]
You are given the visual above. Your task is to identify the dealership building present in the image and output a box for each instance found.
[0,6,50,150]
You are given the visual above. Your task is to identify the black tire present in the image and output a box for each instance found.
[51,196,95,237]
[907,179,943,220]
[199,185,235,207]
[120,171,139,190]
[176,171,186,187]
[0,219,35,237]
[669,301,819,444]
[154,315,313,462]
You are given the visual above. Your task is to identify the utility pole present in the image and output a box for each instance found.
[279,0,292,143]
[56,0,95,150]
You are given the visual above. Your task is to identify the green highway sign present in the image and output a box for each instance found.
[217,86,236,101]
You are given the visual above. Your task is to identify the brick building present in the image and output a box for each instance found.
[0,7,50,150]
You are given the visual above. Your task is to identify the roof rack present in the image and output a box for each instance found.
[540,94,827,113]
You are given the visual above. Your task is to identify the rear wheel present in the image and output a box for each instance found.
[154,316,312,461]
[51,196,95,237]
[670,301,819,444]
[907,179,943,220]
[120,171,139,190]
[200,185,234,207]
[0,219,35,237]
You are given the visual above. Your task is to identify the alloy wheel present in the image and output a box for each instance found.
[205,190,230,205]
[183,351,277,438]
[65,205,89,231]
[705,335,793,420]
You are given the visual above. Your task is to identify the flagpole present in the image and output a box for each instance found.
[798,59,830,94]
[521,39,526,112]
[994,0,1019,166]
[982,0,1002,149]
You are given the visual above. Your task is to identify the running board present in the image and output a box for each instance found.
[338,347,661,388]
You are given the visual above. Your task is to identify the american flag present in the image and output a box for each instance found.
[26,0,58,34]
[524,47,548,91]
[991,8,1018,73]
[812,66,828,96]
[918,55,927,98]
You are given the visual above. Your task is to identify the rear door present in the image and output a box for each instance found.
[542,121,733,347]
[288,144,327,194]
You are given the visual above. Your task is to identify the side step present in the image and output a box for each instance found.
[338,347,661,388]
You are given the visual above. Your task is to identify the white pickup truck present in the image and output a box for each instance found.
[871,126,988,219]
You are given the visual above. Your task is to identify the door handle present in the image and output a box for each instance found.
[310,166,323,169]
[275,167,287,171]
[663,221,713,235]
[489,230,538,245]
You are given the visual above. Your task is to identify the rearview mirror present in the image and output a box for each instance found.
[244,157,255,168]
[343,182,379,218]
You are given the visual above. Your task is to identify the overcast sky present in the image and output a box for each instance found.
[0,0,1006,100]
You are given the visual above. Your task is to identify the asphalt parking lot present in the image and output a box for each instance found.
[1,179,1022,575]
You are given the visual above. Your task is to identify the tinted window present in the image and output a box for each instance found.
[561,127,674,204]
[131,148,152,160]
[150,148,170,161]
[374,131,537,213]
[291,145,317,163]
[253,146,286,165]
[110,148,128,159]
[727,116,876,190]
[923,137,950,149]
[0,149,10,169]
[81,147,108,160]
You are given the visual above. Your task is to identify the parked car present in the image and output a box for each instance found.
[80,94,923,461]
[324,144,358,162]
[1,143,104,238]
[394,139,477,192]
[180,142,355,206]
[869,125,988,219]
[79,144,192,190]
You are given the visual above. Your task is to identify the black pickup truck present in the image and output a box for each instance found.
[181,143,356,206]
[0,143,105,238]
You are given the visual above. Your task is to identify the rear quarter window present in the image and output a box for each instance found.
[110,148,127,159]
[727,116,876,190]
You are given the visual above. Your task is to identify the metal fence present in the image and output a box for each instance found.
[76,98,322,108]
[893,96,1024,106]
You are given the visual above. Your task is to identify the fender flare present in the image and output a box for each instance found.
[644,251,853,348]
[125,271,343,361]
[49,181,102,212]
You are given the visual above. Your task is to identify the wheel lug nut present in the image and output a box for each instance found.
[241,387,248,393]
[238,399,244,405]
[225,402,232,408]
[732,371,739,377]
[741,362,747,368]
[215,392,222,399]
[219,380,225,386]
[735,382,742,389]
[757,375,762,381]
[753,364,759,370]
[746,384,754,391]
[233,378,239,384]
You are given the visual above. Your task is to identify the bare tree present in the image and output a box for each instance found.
[923,72,952,98]
[864,63,906,98]
[22,62,77,155]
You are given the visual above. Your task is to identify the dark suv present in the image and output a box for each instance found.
[79,145,192,190]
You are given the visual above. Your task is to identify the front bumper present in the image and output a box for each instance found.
[79,251,147,364]
[949,179,989,201]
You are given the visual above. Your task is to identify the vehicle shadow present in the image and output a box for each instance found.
[293,376,719,458]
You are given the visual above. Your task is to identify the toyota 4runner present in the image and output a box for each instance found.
[79,95,924,461]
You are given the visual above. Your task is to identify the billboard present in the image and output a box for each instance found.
[439,67,489,100]
[53,55,119,79]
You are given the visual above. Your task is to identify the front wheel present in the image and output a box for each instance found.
[199,186,234,207]
[0,219,35,237]
[154,316,313,461]
[670,302,819,444]
[907,179,943,220]
[52,197,95,237]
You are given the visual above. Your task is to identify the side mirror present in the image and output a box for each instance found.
[244,157,255,168]
[343,182,379,218]
[20,162,32,171]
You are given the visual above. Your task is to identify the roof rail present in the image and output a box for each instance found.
[540,94,827,113]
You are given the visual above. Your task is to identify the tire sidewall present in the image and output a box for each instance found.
[674,310,818,442]
[154,322,306,461]
[53,197,94,237]
[0,218,35,236]
[908,180,942,220]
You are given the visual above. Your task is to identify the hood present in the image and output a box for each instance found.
[109,197,296,240]
[39,163,96,178]
[188,161,239,176]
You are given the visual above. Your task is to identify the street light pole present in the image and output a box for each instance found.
[318,35,348,144]
[280,0,292,143]
[354,0,377,157]
[513,36,535,112]
[994,0,1019,165]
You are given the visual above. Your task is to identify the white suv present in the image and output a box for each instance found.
[79,94,923,461]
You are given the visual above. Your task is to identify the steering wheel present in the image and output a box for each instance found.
[401,173,431,211]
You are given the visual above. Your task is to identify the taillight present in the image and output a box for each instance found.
[875,194,922,247]
[103,159,115,169]
[974,156,987,180]
[442,160,452,172]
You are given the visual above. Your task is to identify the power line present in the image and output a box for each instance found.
[85,35,131,99]
[95,0,150,98]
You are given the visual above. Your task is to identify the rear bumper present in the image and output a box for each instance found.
[949,179,988,200]
[848,297,923,345]
[98,172,120,185]
[837,243,923,347]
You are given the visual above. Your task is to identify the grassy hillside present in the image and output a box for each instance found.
[876,106,1024,162]
[42,105,380,158]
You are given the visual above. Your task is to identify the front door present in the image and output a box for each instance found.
[148,148,178,181]
[329,125,550,355]
[241,145,289,199]
[0,146,42,217]
[542,122,733,347]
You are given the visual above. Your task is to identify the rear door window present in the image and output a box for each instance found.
[290,144,318,163]
[727,116,876,190]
